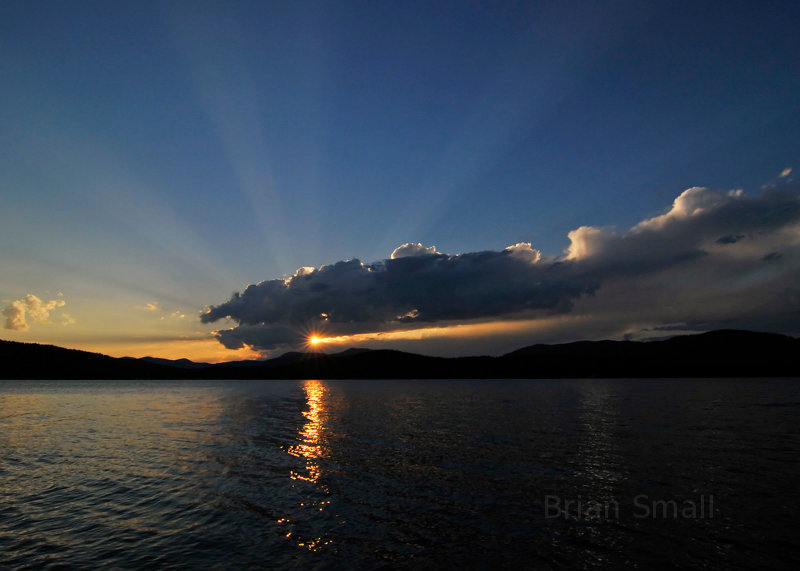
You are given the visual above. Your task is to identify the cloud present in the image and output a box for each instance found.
[556,184,800,339]
[202,183,800,353]
[3,294,68,331]
[568,186,800,268]
[781,167,792,178]
[161,310,186,320]
[203,241,592,350]
[141,302,186,320]
[390,242,440,259]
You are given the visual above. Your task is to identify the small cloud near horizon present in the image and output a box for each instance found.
[202,182,800,355]
[3,294,69,331]
[141,302,187,320]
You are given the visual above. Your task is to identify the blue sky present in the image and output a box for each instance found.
[2,1,799,361]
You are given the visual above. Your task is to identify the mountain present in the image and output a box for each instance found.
[501,330,799,378]
[134,356,210,369]
[0,340,184,379]
[1,330,798,379]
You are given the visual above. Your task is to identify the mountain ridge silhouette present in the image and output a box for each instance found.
[1,330,797,379]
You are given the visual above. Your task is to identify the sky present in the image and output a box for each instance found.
[2,0,799,362]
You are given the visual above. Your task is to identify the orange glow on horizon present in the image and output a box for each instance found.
[303,327,341,350]
[307,334,338,347]
[293,315,575,349]
[85,337,264,364]
[75,315,576,363]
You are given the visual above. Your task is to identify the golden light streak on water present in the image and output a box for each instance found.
[287,379,326,483]
[284,379,332,551]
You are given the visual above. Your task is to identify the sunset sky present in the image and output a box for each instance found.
[2,1,799,362]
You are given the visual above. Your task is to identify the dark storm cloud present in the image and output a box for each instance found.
[203,184,800,352]
[717,234,745,244]
[202,243,598,349]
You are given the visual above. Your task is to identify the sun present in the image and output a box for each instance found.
[297,320,334,351]
[305,332,331,351]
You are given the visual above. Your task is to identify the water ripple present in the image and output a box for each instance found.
[1,378,798,568]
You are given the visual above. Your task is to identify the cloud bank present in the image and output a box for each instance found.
[202,184,800,353]
[3,294,69,331]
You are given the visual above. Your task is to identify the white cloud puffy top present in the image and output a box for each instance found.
[390,243,440,259]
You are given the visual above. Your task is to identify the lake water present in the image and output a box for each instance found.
[1,378,798,569]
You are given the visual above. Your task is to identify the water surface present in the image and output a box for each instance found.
[1,378,798,568]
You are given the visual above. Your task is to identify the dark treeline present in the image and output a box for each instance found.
[1,330,798,380]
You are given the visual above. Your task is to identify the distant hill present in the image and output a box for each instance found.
[133,356,210,369]
[1,330,798,379]
[0,340,183,379]
[501,330,799,378]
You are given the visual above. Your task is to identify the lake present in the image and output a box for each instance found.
[1,378,798,569]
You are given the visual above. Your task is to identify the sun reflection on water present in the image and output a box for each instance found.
[287,379,326,484]
[283,379,332,551]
